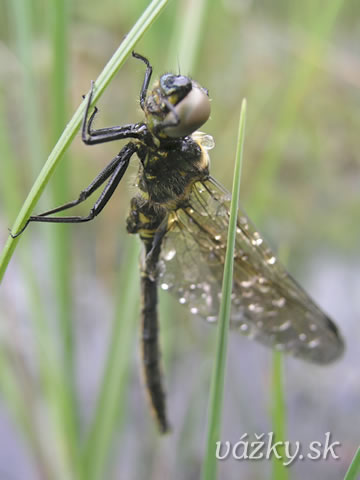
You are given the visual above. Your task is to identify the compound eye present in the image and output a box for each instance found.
[163,84,211,138]
[160,74,191,94]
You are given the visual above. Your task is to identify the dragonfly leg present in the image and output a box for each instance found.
[145,215,169,280]
[81,80,146,146]
[10,142,136,237]
[132,51,153,111]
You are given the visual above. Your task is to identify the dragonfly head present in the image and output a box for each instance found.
[146,74,211,139]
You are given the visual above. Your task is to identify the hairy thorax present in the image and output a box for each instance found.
[136,135,210,209]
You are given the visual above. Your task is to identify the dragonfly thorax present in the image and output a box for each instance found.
[135,135,210,209]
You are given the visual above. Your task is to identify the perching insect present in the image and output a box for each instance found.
[11,52,344,433]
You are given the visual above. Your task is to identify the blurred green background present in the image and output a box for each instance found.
[0,0,359,479]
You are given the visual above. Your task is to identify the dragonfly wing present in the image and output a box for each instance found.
[158,177,344,364]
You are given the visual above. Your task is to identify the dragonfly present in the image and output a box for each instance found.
[11,52,344,433]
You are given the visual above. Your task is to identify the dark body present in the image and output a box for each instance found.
[126,135,210,432]
[11,53,344,433]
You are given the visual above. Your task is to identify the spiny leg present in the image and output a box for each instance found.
[131,51,153,110]
[81,81,145,145]
[10,143,136,237]
[38,147,129,217]
[145,215,170,280]
[81,52,152,146]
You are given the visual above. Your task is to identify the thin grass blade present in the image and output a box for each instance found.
[344,447,360,480]
[84,239,140,480]
[202,99,247,480]
[271,351,289,480]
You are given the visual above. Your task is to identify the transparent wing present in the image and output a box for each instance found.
[158,177,344,364]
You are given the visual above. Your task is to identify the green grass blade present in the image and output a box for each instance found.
[271,351,289,480]
[0,96,79,479]
[202,99,247,480]
[271,245,290,480]
[50,0,78,427]
[0,346,58,479]
[1,4,81,477]
[344,447,360,480]
[0,0,170,283]
[8,0,45,172]
[84,238,140,480]
[167,0,209,74]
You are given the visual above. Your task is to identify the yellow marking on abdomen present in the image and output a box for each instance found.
[139,228,156,239]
